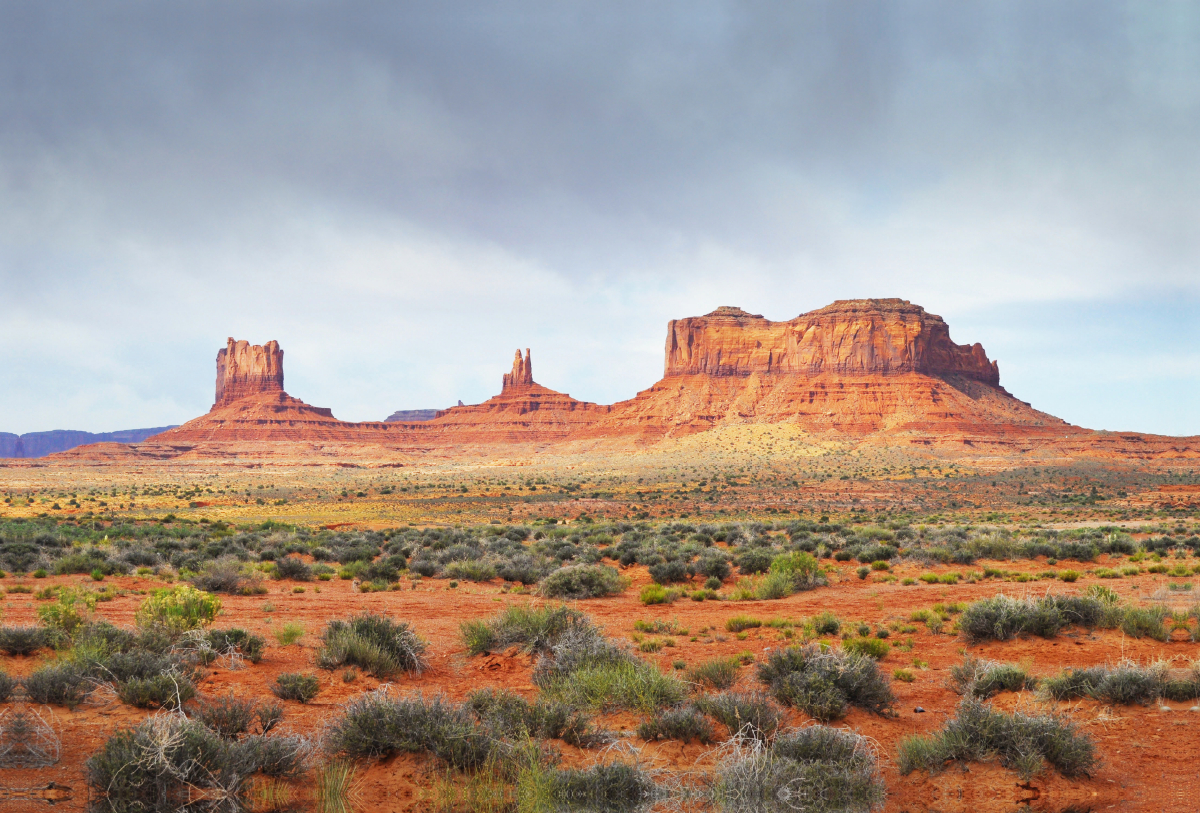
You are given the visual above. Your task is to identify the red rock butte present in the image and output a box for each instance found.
[51,298,1200,460]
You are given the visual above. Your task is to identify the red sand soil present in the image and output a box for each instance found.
[2,555,1198,812]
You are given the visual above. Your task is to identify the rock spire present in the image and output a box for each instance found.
[502,348,534,391]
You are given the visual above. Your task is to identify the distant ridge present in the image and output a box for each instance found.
[384,409,442,422]
[0,427,178,458]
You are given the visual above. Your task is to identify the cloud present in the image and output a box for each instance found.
[1,2,1198,434]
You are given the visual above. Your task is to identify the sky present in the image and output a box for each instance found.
[1,2,1198,436]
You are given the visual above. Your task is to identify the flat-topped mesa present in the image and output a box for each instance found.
[665,298,1000,386]
[214,338,285,408]
[501,349,534,392]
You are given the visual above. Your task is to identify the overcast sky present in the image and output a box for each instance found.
[2,2,1197,436]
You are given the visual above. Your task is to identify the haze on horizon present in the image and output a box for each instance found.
[1,2,1197,437]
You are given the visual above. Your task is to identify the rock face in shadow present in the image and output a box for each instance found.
[0,427,178,458]
[215,338,285,408]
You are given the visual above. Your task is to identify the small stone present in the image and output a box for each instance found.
[1159,706,1173,713]
[914,706,926,713]
[1188,706,1200,713]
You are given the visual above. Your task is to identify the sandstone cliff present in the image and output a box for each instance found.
[592,299,1059,439]
[214,338,285,408]
[502,349,534,391]
[664,300,999,384]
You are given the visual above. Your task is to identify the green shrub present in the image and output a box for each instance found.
[637,705,714,744]
[842,637,890,660]
[274,622,305,647]
[811,611,841,636]
[692,691,784,743]
[725,615,763,633]
[769,551,826,591]
[1121,606,1170,641]
[639,584,680,605]
[135,586,221,636]
[324,690,493,770]
[117,673,196,710]
[317,614,427,677]
[949,656,1036,699]
[1058,570,1080,582]
[539,565,627,599]
[752,571,795,600]
[36,587,96,639]
[273,673,321,703]
[757,644,894,721]
[540,763,656,810]
[444,559,498,582]
[460,604,589,655]
[686,657,740,691]
[893,668,915,683]
[898,698,1096,780]
[539,658,687,713]
[958,593,1113,643]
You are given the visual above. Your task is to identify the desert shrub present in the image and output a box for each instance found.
[736,547,775,575]
[460,604,588,655]
[25,662,97,707]
[538,564,626,599]
[637,705,715,744]
[194,694,258,739]
[237,734,309,778]
[0,670,16,702]
[757,644,894,721]
[726,615,763,633]
[273,673,321,703]
[897,698,1096,780]
[1121,606,1170,641]
[532,625,686,712]
[811,610,841,636]
[648,559,690,585]
[496,553,555,585]
[687,657,740,691]
[467,688,601,747]
[842,638,890,660]
[206,628,266,663]
[117,673,196,710]
[1042,661,1168,705]
[693,691,785,743]
[87,717,234,813]
[770,551,826,591]
[317,614,427,677]
[958,593,1114,643]
[190,558,264,595]
[539,657,686,713]
[273,555,313,581]
[715,725,885,813]
[324,689,493,770]
[949,656,1036,699]
[443,559,497,582]
[542,763,656,810]
[0,625,48,655]
[135,586,221,637]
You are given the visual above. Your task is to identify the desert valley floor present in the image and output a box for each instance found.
[0,429,1199,813]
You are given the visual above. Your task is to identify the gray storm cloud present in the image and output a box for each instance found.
[1,2,1197,434]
